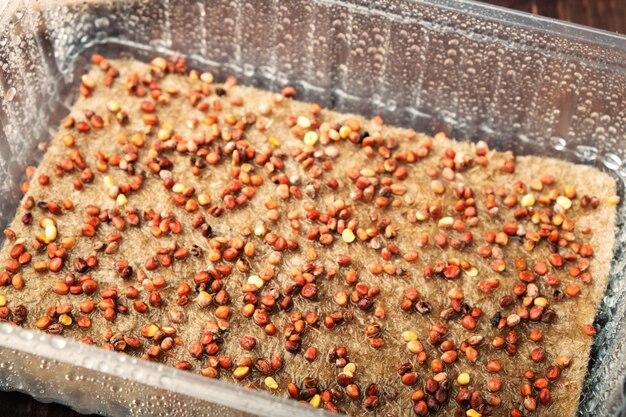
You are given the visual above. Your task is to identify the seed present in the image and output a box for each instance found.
[35,316,52,330]
[487,377,502,392]
[44,223,57,243]
[247,275,264,289]
[584,324,596,336]
[407,340,424,354]
[556,354,571,368]
[402,330,418,342]
[58,313,72,326]
[303,131,318,146]
[0,295,5,307]
[304,346,318,362]
[197,291,213,307]
[309,394,321,408]
[556,196,572,210]
[524,396,537,411]
[342,228,355,243]
[232,366,250,379]
[531,348,545,362]
[608,195,621,205]
[441,350,458,364]
[457,373,470,385]
[297,116,311,129]
[106,101,121,113]
[466,409,481,417]
[264,377,278,390]
[77,316,92,328]
[461,315,476,330]
[521,194,535,207]
[116,194,128,206]
[486,360,501,373]
[240,335,256,351]
[53,281,69,295]
[401,372,417,385]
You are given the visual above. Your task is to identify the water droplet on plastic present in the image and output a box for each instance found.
[94,17,109,29]
[575,145,598,162]
[5,87,16,102]
[603,153,622,170]
[550,136,567,151]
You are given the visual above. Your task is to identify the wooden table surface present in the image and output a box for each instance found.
[2,0,625,416]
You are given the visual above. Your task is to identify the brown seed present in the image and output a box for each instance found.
[52,281,69,295]
[240,335,256,351]
[301,283,318,299]
[304,346,318,362]
[401,372,417,385]
[441,350,458,364]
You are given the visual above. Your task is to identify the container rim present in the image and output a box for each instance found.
[367,0,626,50]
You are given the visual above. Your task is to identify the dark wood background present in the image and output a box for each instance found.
[1,1,624,416]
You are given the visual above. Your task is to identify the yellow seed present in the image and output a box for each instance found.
[339,125,352,139]
[200,72,214,84]
[457,372,470,385]
[556,196,572,210]
[466,410,482,417]
[172,183,185,193]
[81,75,95,88]
[465,267,478,277]
[106,100,121,113]
[608,195,621,205]
[343,363,356,374]
[438,217,454,228]
[146,324,159,338]
[41,218,54,228]
[151,57,167,71]
[534,297,548,308]
[268,137,280,148]
[303,131,319,146]
[297,116,311,129]
[158,128,172,141]
[58,314,72,326]
[402,330,418,342]
[309,394,321,408]
[342,229,355,243]
[232,366,250,379]
[264,376,278,390]
[131,133,144,147]
[0,295,6,307]
[44,223,57,243]
[258,103,272,116]
[203,117,216,126]
[116,194,128,206]
[564,185,577,198]
[247,275,264,289]
[103,175,114,188]
[198,194,211,206]
[521,194,536,207]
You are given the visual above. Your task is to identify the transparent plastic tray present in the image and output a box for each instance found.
[0,0,625,416]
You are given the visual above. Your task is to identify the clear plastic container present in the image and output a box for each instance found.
[0,0,625,416]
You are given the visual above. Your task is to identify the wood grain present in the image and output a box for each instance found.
[1,1,624,416]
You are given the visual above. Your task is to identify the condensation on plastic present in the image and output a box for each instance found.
[0,0,624,416]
